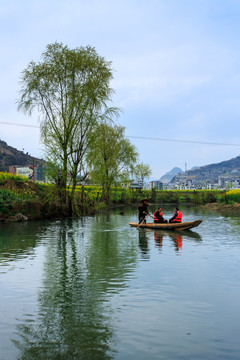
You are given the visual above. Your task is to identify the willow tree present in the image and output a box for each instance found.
[17,42,118,209]
[86,123,138,205]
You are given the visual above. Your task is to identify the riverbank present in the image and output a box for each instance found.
[0,177,76,222]
[1,173,240,221]
[202,202,240,213]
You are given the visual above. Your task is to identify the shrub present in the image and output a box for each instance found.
[0,188,16,202]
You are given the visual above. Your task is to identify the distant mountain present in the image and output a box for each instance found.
[171,155,240,185]
[0,139,43,172]
[159,167,183,184]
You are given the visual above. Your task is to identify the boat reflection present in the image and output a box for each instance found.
[138,228,202,254]
[153,231,183,251]
[153,231,164,247]
[171,233,183,251]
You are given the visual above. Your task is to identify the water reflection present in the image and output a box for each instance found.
[4,206,240,360]
[154,231,164,248]
[138,229,150,258]
[0,221,49,268]
[12,217,138,359]
[171,233,183,251]
[138,228,202,256]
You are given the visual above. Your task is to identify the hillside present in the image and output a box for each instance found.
[0,139,43,172]
[171,155,240,185]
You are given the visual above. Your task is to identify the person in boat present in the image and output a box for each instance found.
[169,207,182,223]
[153,207,168,223]
[138,199,151,224]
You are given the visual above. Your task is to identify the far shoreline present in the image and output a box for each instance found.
[202,202,240,212]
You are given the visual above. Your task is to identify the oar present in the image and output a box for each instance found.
[137,218,145,229]
[137,214,154,228]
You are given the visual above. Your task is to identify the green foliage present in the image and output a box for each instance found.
[0,188,16,202]
[134,162,152,187]
[0,172,49,218]
[17,42,119,207]
[86,123,138,204]
[150,189,221,205]
[2,175,236,219]
[0,206,10,214]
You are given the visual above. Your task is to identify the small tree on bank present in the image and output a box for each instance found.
[134,162,152,189]
[86,123,138,204]
[17,42,119,211]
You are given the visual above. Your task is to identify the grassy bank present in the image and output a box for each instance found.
[0,172,239,221]
[78,187,226,205]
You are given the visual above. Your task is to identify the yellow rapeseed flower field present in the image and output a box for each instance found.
[226,189,240,202]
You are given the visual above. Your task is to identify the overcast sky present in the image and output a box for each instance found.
[1,0,240,179]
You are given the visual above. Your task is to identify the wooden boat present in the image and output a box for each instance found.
[129,220,202,231]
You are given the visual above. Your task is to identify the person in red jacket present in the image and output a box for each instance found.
[153,207,168,223]
[169,207,182,223]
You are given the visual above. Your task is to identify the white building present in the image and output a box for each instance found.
[149,180,163,190]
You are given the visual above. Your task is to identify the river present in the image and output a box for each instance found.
[0,205,240,359]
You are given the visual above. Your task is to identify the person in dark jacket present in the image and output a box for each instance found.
[138,199,150,224]
[169,207,182,223]
[153,207,168,223]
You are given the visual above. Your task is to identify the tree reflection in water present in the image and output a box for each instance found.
[13,217,138,359]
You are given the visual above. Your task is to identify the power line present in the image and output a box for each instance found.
[127,135,240,147]
[0,121,39,128]
[1,121,240,147]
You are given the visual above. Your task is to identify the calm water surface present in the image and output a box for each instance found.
[0,205,240,360]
